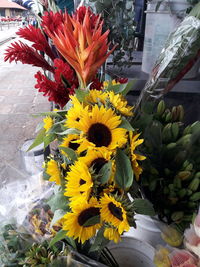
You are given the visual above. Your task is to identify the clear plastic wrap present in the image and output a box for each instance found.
[136,15,200,110]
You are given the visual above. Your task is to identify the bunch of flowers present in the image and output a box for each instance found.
[4,6,115,108]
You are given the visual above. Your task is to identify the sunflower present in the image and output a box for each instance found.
[129,132,146,181]
[64,160,93,200]
[104,226,121,243]
[100,194,130,234]
[62,197,101,244]
[76,105,127,153]
[80,149,112,174]
[108,91,133,116]
[85,89,107,105]
[65,96,88,129]
[46,159,61,185]
[60,134,80,153]
[43,116,53,132]
[103,79,120,89]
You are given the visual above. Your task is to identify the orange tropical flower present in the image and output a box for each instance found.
[45,7,116,88]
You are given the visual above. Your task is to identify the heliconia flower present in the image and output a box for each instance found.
[184,225,200,257]
[169,249,198,267]
[46,7,117,87]
[16,25,56,61]
[4,41,54,72]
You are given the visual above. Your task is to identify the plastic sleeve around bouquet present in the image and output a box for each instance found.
[136,15,200,110]
[0,172,54,243]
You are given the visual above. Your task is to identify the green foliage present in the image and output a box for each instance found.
[114,149,134,189]
[89,0,136,68]
[133,199,155,216]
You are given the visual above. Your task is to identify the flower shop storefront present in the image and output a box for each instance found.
[1,0,200,266]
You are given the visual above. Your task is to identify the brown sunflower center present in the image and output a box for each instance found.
[87,123,112,147]
[79,179,86,185]
[68,139,80,150]
[108,202,123,221]
[91,157,108,174]
[78,207,100,227]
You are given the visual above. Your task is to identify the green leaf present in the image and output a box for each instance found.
[43,171,50,181]
[47,190,69,213]
[98,161,112,184]
[119,117,134,131]
[56,128,80,136]
[27,128,45,151]
[114,149,133,189]
[83,215,100,227]
[75,88,89,102]
[133,198,155,216]
[44,133,56,149]
[32,111,63,118]
[36,121,44,132]
[106,80,136,96]
[89,227,109,253]
[50,209,66,228]
[49,230,67,248]
[59,146,77,161]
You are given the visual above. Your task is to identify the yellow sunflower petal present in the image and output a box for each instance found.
[46,159,61,185]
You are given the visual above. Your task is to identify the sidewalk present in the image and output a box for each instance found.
[0,26,51,182]
[0,24,20,45]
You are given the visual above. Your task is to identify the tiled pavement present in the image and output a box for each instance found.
[0,26,51,182]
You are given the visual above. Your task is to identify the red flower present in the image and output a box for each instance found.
[35,70,76,108]
[16,25,56,61]
[73,6,101,30]
[90,77,103,90]
[54,58,78,87]
[116,77,129,84]
[4,41,54,72]
[41,11,67,38]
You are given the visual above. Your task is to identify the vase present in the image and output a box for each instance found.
[124,215,166,248]
[108,236,155,267]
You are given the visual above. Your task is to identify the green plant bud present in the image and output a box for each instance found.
[164,186,170,194]
[183,125,191,136]
[182,160,190,169]
[171,106,179,121]
[187,189,193,196]
[185,163,193,171]
[177,105,184,121]
[162,123,172,143]
[165,112,172,122]
[178,188,187,198]
[182,215,193,222]
[194,172,200,179]
[175,171,191,180]
[190,192,200,201]
[171,123,179,140]
[150,167,159,175]
[177,134,191,146]
[164,168,171,176]
[166,142,177,149]
[171,211,184,222]
[173,177,182,189]
[157,100,165,115]
[191,121,200,133]
[168,184,174,191]
[188,178,199,191]
[40,247,48,258]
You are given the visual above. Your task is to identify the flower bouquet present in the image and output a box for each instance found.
[2,4,155,266]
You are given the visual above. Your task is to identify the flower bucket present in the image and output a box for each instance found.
[124,215,166,248]
[108,236,155,267]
